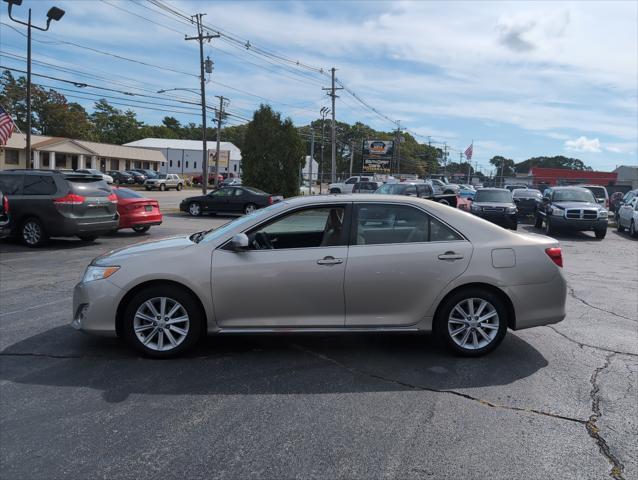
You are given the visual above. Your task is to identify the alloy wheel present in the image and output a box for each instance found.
[22,221,42,246]
[133,297,190,352]
[189,203,201,216]
[447,298,500,350]
[244,204,256,215]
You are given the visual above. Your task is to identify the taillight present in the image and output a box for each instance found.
[268,196,273,205]
[53,193,85,205]
[2,195,8,214]
[545,247,563,268]
[108,193,118,204]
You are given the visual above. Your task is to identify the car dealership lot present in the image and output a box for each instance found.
[0,217,636,480]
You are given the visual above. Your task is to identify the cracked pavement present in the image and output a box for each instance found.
[1,218,636,479]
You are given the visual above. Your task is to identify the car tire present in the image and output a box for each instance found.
[511,223,518,230]
[617,221,625,233]
[594,228,607,240]
[544,218,553,235]
[534,215,543,229]
[77,235,98,242]
[160,184,166,191]
[122,285,204,358]
[176,183,183,191]
[244,203,257,215]
[329,188,341,194]
[435,287,508,357]
[20,218,47,247]
[145,186,151,191]
[133,225,150,233]
[629,221,636,237]
[188,202,202,217]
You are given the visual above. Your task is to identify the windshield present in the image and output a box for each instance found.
[474,190,513,203]
[200,202,287,243]
[375,184,407,194]
[552,189,596,203]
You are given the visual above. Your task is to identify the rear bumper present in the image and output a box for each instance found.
[118,213,163,229]
[72,279,122,336]
[53,216,119,236]
[549,217,607,231]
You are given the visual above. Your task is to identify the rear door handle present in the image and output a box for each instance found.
[438,251,464,261]
[317,256,343,266]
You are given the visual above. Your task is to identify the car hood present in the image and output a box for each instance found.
[93,235,193,265]
[552,202,601,209]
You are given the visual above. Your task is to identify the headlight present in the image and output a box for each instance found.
[598,210,608,218]
[506,207,517,214]
[470,204,481,212]
[82,265,119,283]
[551,207,563,216]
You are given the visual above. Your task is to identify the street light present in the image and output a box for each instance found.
[4,0,65,169]
[319,107,330,193]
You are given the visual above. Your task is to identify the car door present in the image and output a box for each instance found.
[619,199,636,227]
[344,202,472,326]
[226,187,247,213]
[204,187,233,213]
[211,203,350,327]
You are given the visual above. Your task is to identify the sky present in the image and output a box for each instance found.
[0,0,637,174]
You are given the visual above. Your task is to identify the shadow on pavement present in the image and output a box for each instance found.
[1,325,548,403]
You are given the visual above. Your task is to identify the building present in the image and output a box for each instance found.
[529,167,617,187]
[613,165,638,189]
[0,133,164,172]
[302,155,319,181]
[124,138,242,177]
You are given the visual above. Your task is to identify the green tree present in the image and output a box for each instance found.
[242,105,305,197]
[489,156,516,176]
[90,99,142,144]
[514,155,591,173]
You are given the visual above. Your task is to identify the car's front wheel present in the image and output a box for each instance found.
[329,188,341,194]
[594,228,606,240]
[534,215,543,229]
[160,184,166,191]
[21,218,47,247]
[629,221,636,237]
[244,203,257,215]
[122,286,204,358]
[617,220,625,233]
[436,288,508,356]
[188,202,202,216]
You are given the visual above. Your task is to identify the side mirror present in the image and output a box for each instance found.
[230,233,249,251]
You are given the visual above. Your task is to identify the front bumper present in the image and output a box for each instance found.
[72,278,122,336]
[472,211,518,228]
[549,216,607,231]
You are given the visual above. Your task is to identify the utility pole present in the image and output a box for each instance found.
[443,143,448,176]
[213,95,228,187]
[349,139,354,177]
[186,13,219,194]
[500,158,505,188]
[323,68,342,182]
[309,129,315,194]
[395,121,402,175]
[319,107,330,193]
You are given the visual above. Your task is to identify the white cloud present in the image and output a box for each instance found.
[564,136,602,153]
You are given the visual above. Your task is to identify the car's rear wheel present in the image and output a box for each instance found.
[21,218,47,247]
[133,225,150,233]
[160,184,166,191]
[188,202,202,216]
[511,223,518,230]
[176,183,183,191]
[629,221,636,237]
[244,203,257,215]
[594,228,606,240]
[122,286,204,358]
[436,288,508,356]
[617,220,625,232]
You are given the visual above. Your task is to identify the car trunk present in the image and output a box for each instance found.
[65,176,117,223]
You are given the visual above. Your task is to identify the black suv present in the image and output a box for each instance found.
[469,188,518,229]
[535,186,608,239]
[0,170,119,247]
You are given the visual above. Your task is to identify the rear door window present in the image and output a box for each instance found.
[23,175,57,195]
[0,174,23,195]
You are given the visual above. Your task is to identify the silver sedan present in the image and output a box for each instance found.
[73,194,567,358]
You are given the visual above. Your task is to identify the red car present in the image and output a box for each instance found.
[112,187,162,233]
[192,173,224,186]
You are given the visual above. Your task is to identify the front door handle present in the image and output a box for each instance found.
[317,256,343,266]
[438,251,464,261]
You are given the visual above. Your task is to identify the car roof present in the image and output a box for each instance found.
[477,188,509,192]
[551,186,592,190]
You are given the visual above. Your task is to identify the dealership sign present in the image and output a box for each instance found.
[363,140,394,173]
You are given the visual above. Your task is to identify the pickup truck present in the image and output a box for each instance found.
[375,182,457,207]
[144,173,184,191]
[328,175,377,194]
[535,186,608,239]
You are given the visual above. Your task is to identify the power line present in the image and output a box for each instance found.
[99,0,187,35]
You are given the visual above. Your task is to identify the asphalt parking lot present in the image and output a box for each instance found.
[0,215,636,480]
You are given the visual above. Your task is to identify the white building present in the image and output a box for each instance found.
[302,155,319,181]
[124,138,242,177]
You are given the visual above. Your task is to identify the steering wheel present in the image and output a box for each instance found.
[253,231,274,250]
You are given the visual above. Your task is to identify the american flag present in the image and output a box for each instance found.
[0,106,17,146]
[464,143,473,160]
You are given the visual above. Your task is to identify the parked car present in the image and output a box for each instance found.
[107,170,135,185]
[504,184,528,192]
[534,186,608,239]
[609,191,625,218]
[469,188,518,230]
[352,181,381,193]
[125,170,147,184]
[76,168,114,185]
[73,194,567,358]
[132,168,159,180]
[616,189,638,220]
[112,187,162,233]
[192,173,223,186]
[328,175,377,194]
[428,178,459,195]
[616,197,638,237]
[144,173,183,191]
[221,178,242,186]
[0,169,119,247]
[180,186,281,216]
[573,184,609,209]
[512,188,542,216]
[458,184,476,198]
[374,182,458,207]
[0,189,10,239]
